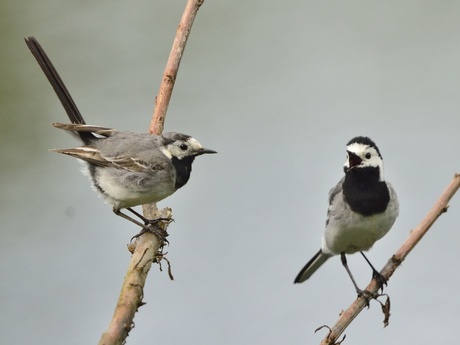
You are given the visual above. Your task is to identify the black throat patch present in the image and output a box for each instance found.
[171,156,196,189]
[342,166,390,216]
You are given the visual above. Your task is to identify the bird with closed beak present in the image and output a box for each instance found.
[25,36,216,230]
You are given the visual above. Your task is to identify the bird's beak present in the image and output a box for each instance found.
[347,151,362,169]
[197,148,218,155]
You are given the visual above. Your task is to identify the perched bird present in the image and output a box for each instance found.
[294,136,399,294]
[25,36,216,229]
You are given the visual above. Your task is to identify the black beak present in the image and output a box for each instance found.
[197,148,217,155]
[347,151,362,168]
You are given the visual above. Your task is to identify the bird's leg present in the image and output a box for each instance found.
[130,224,169,244]
[113,207,146,228]
[112,207,170,243]
[125,208,172,244]
[360,251,387,290]
[126,207,173,226]
[340,253,365,296]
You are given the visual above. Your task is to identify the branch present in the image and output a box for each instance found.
[320,173,460,345]
[98,1,205,344]
[98,209,171,345]
[149,0,205,135]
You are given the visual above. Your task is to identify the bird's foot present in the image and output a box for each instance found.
[144,217,174,226]
[356,289,392,326]
[124,207,174,228]
[131,222,170,244]
[356,289,376,307]
[372,270,388,291]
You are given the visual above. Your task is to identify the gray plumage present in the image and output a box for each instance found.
[294,137,399,287]
[50,125,216,211]
[25,36,216,228]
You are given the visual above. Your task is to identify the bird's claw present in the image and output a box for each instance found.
[131,223,170,244]
[372,270,388,291]
[144,217,174,226]
[356,289,376,307]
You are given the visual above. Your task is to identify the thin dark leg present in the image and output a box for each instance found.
[340,253,363,295]
[113,208,145,228]
[126,207,149,224]
[360,252,387,289]
[126,207,172,226]
[113,207,170,243]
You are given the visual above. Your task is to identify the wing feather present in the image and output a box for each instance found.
[51,146,168,173]
[51,123,116,137]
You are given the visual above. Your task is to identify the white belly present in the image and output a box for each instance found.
[323,212,393,254]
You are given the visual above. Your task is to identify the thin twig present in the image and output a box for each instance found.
[320,173,460,345]
[98,1,205,344]
[149,0,205,135]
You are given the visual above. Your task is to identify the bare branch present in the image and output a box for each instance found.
[99,1,205,344]
[149,0,205,135]
[320,173,460,345]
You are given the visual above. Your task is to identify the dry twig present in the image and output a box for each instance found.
[98,209,171,345]
[149,0,205,136]
[98,1,205,344]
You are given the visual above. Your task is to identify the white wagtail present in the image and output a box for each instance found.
[294,136,399,294]
[25,36,216,230]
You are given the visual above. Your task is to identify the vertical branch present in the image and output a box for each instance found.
[319,173,460,345]
[143,0,204,219]
[99,1,205,344]
[98,223,166,345]
[149,0,205,135]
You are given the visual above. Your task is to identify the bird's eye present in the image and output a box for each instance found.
[179,144,188,151]
[365,152,372,159]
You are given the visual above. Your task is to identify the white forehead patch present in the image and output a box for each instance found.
[344,142,385,180]
[347,142,372,155]
[187,137,203,150]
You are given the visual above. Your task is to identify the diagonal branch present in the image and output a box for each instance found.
[320,173,460,345]
[98,1,205,344]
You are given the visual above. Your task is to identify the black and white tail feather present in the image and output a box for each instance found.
[294,137,398,294]
[25,36,216,229]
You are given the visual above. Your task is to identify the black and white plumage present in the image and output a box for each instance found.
[25,36,216,228]
[294,136,399,293]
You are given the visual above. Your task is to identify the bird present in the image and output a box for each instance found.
[294,136,399,294]
[25,36,216,230]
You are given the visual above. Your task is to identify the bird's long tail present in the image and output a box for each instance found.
[25,36,95,143]
[294,249,332,283]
